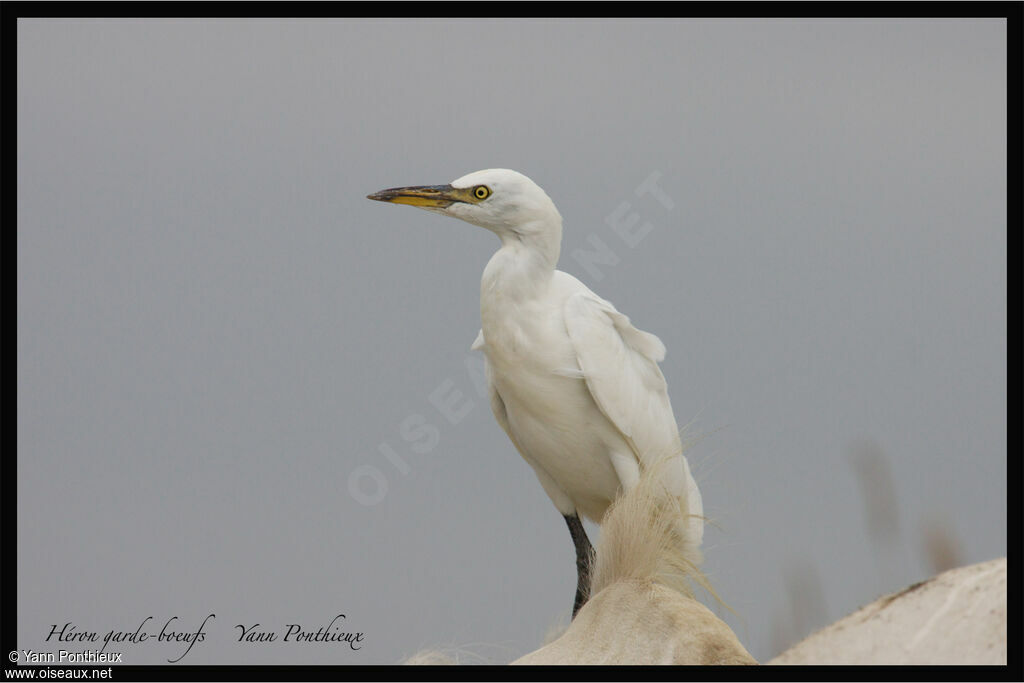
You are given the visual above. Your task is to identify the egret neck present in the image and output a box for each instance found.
[481,214,561,306]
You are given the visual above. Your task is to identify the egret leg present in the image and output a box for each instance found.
[564,513,594,618]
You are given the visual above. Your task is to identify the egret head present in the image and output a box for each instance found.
[367,169,562,240]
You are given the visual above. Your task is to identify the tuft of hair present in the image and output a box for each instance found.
[401,649,459,665]
[401,641,514,665]
[589,456,717,602]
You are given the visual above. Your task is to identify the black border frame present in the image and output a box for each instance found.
[5,3,1019,681]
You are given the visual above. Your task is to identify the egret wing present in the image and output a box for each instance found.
[563,292,703,542]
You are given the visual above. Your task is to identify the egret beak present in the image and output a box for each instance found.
[366,184,470,209]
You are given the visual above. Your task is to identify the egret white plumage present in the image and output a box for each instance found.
[368,169,703,617]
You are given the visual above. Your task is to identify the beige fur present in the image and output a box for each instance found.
[769,557,1006,665]
[513,461,756,665]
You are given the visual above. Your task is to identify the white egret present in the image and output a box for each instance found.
[368,169,703,617]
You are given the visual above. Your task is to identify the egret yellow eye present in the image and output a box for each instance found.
[474,185,491,200]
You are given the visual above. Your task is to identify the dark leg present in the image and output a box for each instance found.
[564,513,595,619]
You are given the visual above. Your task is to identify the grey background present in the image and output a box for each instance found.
[17,19,1006,665]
